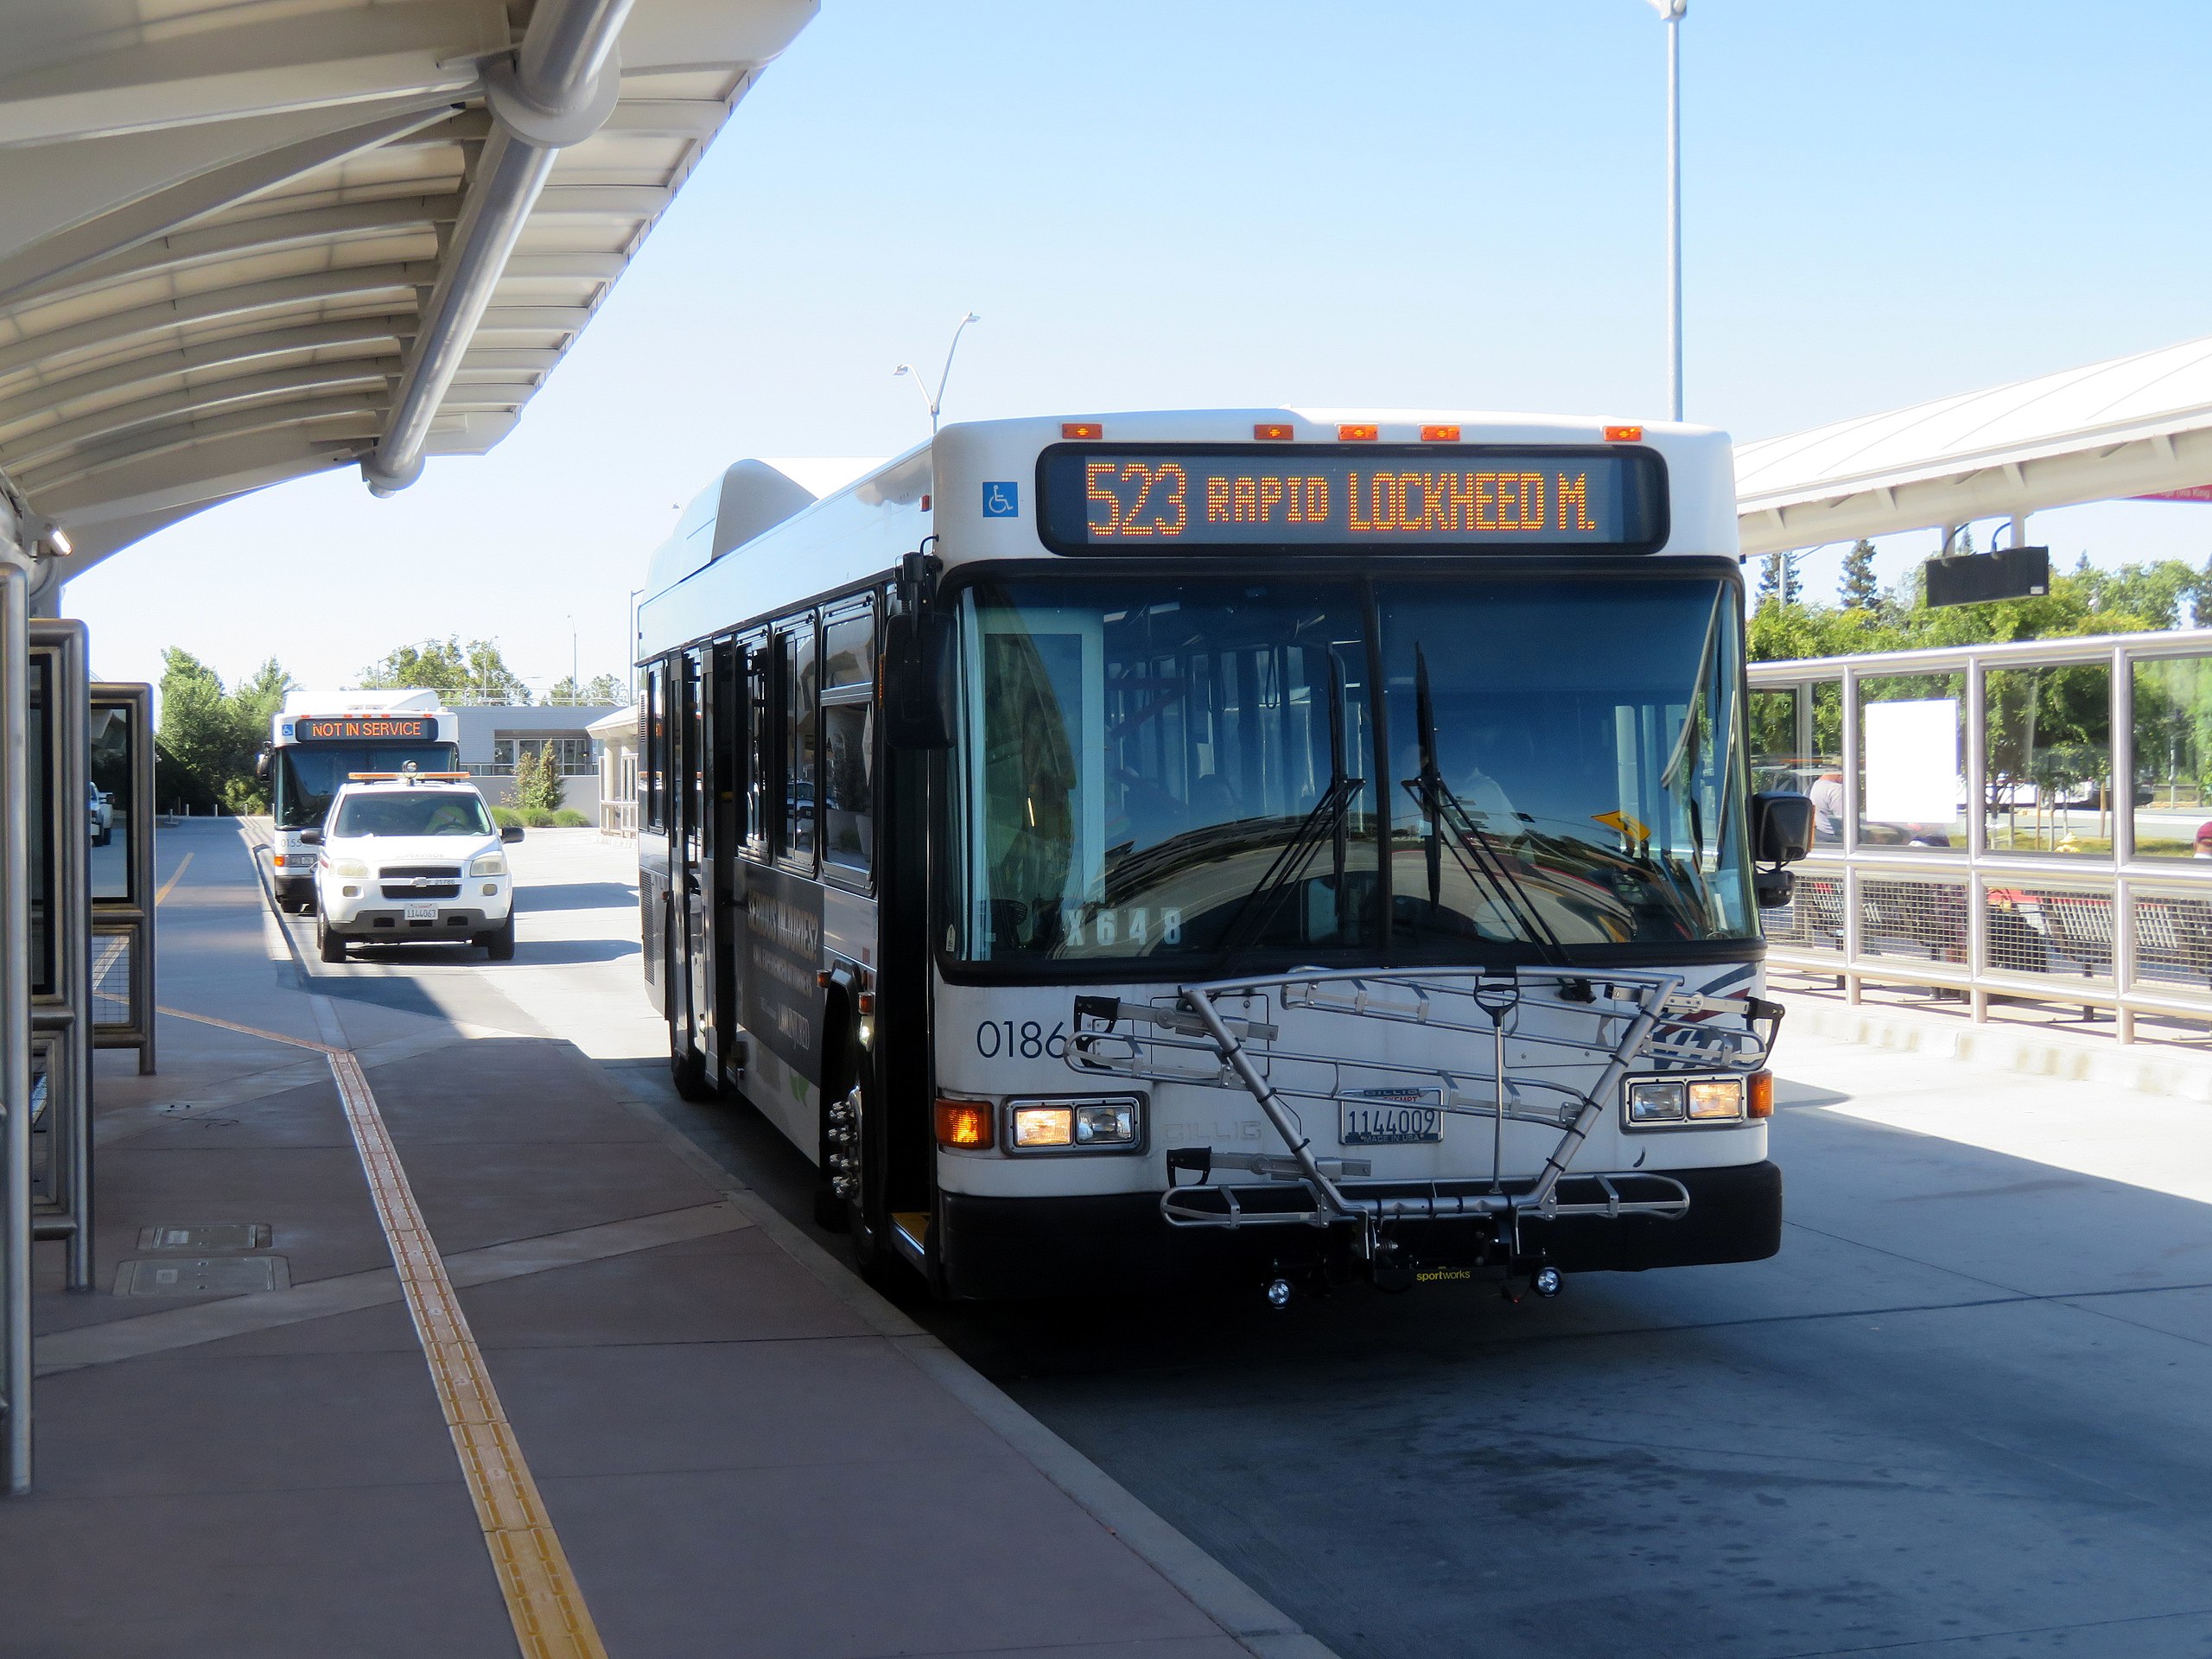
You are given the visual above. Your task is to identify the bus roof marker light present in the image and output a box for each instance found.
[1253,423,1294,441]
[1061,422,1102,440]
[1338,424,1379,442]
[1604,425,1644,442]
[1420,425,1461,442]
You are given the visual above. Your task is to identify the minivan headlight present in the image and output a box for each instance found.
[470,852,508,877]
[328,858,370,879]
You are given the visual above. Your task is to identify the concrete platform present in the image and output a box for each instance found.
[0,821,1329,1659]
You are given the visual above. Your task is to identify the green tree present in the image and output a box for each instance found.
[360,636,531,704]
[583,672,626,704]
[513,746,566,814]
[1839,539,1879,612]
[156,650,294,812]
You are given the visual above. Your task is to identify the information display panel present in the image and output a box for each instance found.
[296,715,433,742]
[1038,443,1667,554]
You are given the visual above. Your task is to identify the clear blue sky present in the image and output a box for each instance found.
[67,0,2212,694]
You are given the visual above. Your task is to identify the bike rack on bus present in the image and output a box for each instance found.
[1068,966,1779,1269]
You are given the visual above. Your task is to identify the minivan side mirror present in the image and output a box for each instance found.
[298,829,323,845]
[254,748,270,781]
[882,608,955,749]
[501,823,525,843]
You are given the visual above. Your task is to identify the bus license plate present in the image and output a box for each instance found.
[1340,1088,1442,1145]
[404,902,437,922]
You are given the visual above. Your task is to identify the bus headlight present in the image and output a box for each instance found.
[1624,1076,1745,1127]
[1005,1096,1141,1152]
[470,853,508,877]
[329,858,370,879]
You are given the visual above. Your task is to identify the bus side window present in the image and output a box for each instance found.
[642,661,666,833]
[781,617,817,865]
[743,636,770,858]
[821,598,877,879]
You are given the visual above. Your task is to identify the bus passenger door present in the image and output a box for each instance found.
[680,647,715,1069]
[699,640,741,1078]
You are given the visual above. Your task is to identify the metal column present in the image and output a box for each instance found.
[2,560,30,1493]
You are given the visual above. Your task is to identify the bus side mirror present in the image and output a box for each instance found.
[883,609,954,750]
[1749,792,1813,908]
[254,748,270,781]
[1751,791,1815,866]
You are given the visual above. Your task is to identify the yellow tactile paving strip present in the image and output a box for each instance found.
[158,1002,610,1659]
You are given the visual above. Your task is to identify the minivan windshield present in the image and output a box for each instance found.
[332,791,493,838]
[950,571,1754,967]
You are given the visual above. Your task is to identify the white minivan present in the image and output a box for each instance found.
[307,772,523,962]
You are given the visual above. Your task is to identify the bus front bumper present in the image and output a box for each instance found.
[934,1160,1782,1300]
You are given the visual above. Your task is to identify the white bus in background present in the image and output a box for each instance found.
[636,413,1813,1303]
[261,690,461,910]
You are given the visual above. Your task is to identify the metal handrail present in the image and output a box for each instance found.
[1753,628,2212,1039]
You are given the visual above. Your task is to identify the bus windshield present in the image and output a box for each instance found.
[951,572,1755,967]
[273,745,456,829]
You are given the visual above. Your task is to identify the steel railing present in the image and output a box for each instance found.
[1752,628,2212,1042]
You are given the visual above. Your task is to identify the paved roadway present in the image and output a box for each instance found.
[304,831,2212,1659]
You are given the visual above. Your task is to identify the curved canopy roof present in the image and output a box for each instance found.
[0,0,814,579]
[1736,334,2212,556]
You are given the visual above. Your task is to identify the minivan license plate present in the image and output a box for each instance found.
[1340,1087,1443,1145]
[404,902,437,922]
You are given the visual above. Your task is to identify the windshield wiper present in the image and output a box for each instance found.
[1400,646,1564,962]
[1220,652,1362,951]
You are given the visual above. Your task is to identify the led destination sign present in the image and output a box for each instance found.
[296,715,434,742]
[1038,444,1666,554]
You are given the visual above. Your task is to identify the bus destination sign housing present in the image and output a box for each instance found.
[1038,442,1668,555]
[296,715,433,742]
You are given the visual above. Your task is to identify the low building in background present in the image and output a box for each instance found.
[588,707,639,836]
[449,701,624,809]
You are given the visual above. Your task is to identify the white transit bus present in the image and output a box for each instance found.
[262,691,461,910]
[635,414,1813,1302]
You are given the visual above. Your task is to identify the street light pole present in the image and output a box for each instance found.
[1652,0,1687,422]
[893,311,982,435]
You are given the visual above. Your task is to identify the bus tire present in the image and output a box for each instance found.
[316,915,347,963]
[482,914,516,962]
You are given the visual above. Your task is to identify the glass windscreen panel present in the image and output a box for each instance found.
[90,701,132,901]
[1985,664,2112,856]
[1378,578,1755,948]
[273,745,457,828]
[29,656,51,995]
[1039,445,1668,553]
[956,580,1379,962]
[331,791,493,837]
[1855,673,1967,851]
[951,573,1757,966]
[2132,656,2212,857]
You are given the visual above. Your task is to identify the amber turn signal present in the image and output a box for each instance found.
[936,1096,994,1149]
[1253,423,1294,441]
[1747,1071,1774,1119]
[1061,422,1102,439]
[1338,423,1379,441]
[1420,424,1461,442]
[1603,424,1644,442]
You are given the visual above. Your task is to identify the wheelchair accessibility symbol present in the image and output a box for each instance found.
[982,481,1020,518]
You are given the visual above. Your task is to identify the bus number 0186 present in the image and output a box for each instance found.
[976,1020,1067,1059]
